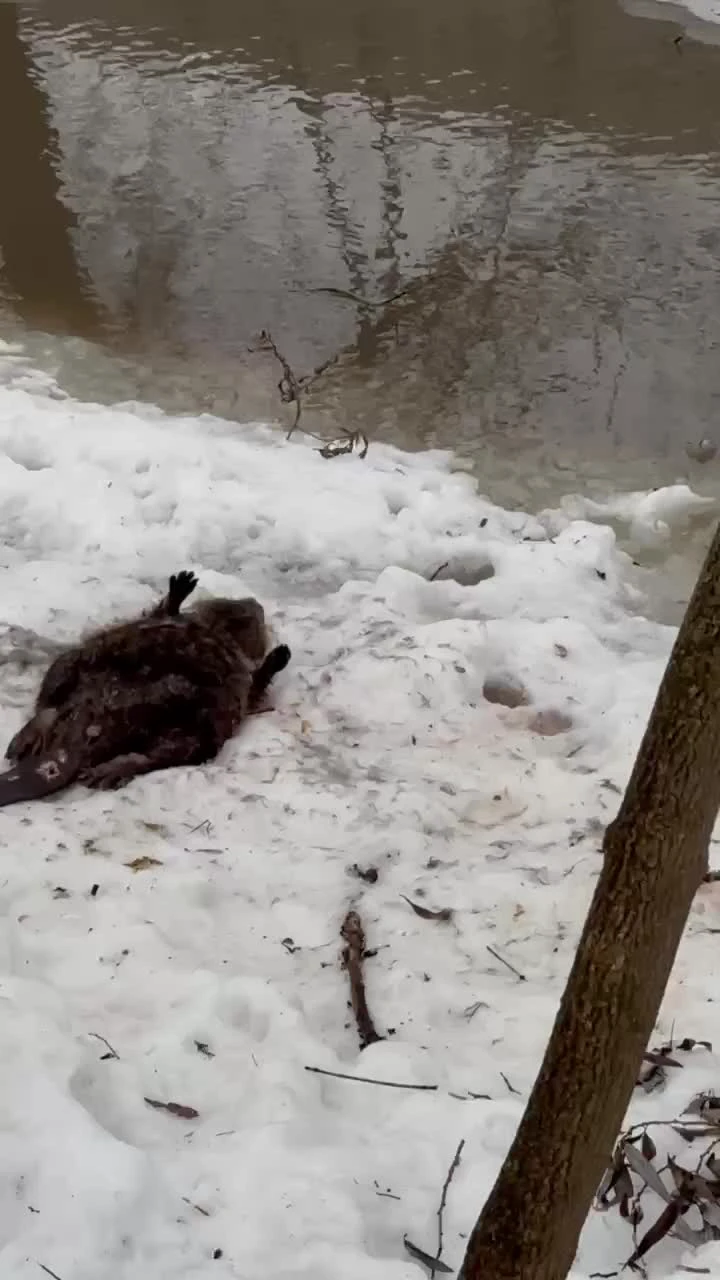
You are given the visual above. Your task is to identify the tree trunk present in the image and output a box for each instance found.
[460,523,720,1280]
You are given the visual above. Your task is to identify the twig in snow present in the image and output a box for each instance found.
[429,562,449,582]
[434,1139,465,1276]
[486,944,527,983]
[88,1032,119,1060]
[340,909,384,1049]
[305,1065,437,1091]
[182,1196,210,1216]
[500,1071,521,1096]
[38,1266,64,1280]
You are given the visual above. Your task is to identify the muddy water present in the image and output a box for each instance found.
[3,0,720,566]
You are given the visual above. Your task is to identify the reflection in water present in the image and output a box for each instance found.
[0,4,97,333]
[0,0,719,524]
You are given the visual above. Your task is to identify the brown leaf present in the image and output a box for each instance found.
[144,1097,199,1120]
[400,895,453,922]
[622,1140,673,1202]
[686,1094,720,1123]
[597,1155,634,1210]
[125,856,163,872]
[671,1124,720,1142]
[668,1157,720,1205]
[403,1237,453,1274]
[677,1037,713,1053]
[641,1131,657,1161]
[643,1049,683,1068]
[627,1198,683,1265]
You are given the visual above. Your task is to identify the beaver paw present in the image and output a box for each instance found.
[81,753,147,791]
[169,570,198,603]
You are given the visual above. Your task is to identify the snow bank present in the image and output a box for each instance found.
[624,0,720,37]
[0,344,716,1278]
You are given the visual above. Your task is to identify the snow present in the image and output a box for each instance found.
[624,0,720,36]
[0,341,718,1278]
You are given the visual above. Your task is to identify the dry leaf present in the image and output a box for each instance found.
[400,895,453,922]
[627,1198,683,1265]
[622,1140,673,1202]
[672,1124,720,1142]
[126,856,163,872]
[643,1049,683,1068]
[403,1237,453,1274]
[668,1156,720,1205]
[641,1131,657,1161]
[144,1097,199,1119]
[599,1166,634,1210]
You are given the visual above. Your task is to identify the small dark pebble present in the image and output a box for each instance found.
[90,884,99,897]
[596,569,606,580]
[213,1248,223,1260]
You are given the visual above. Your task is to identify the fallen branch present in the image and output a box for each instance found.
[434,1139,466,1276]
[88,1032,119,1060]
[305,1065,437,1091]
[255,329,368,456]
[256,329,303,432]
[341,909,384,1049]
[38,1267,64,1280]
[486,944,527,983]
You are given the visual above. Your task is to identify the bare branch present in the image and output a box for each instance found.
[305,1065,438,1091]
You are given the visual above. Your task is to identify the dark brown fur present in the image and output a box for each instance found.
[0,571,290,804]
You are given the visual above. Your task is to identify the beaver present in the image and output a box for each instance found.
[0,570,290,805]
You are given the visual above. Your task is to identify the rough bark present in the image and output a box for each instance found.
[460,522,720,1280]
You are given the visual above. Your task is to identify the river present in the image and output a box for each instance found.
[2,0,720,611]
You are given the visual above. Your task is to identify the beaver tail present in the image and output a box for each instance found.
[0,750,78,808]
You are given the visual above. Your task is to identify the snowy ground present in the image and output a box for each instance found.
[623,0,720,38]
[0,343,719,1279]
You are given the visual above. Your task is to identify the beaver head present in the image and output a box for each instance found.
[192,597,269,664]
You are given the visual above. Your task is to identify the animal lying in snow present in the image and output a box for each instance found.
[0,570,290,806]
